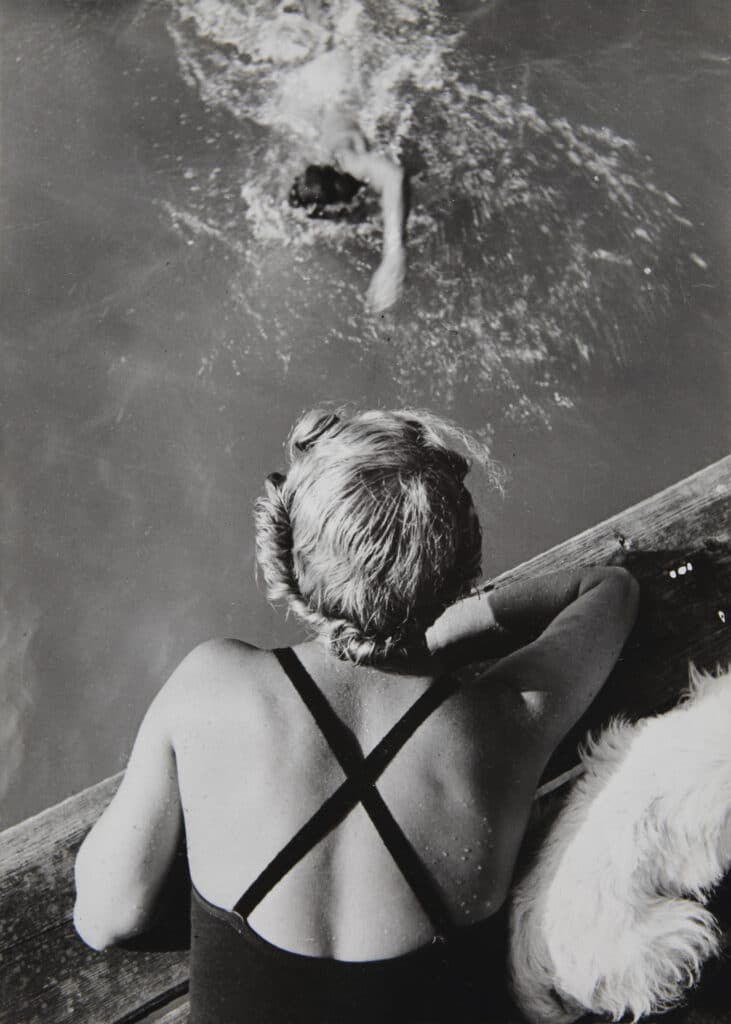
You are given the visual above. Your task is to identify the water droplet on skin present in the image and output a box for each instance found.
[463,847,471,854]
[477,865,483,871]
[442,851,448,857]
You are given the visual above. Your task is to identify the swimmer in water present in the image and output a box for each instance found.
[290,114,407,314]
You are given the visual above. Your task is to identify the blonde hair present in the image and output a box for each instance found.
[254,408,500,665]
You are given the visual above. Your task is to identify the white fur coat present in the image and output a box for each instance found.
[509,665,731,1023]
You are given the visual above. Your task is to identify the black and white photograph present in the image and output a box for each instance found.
[1,1,729,1021]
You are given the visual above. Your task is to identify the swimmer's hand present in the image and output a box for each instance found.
[366,245,406,313]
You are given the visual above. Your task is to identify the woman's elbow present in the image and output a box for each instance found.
[73,889,149,951]
[73,898,116,951]
[74,845,148,950]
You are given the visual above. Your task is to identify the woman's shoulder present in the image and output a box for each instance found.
[175,636,260,677]
[154,638,272,725]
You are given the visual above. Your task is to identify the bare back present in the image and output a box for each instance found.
[173,639,551,961]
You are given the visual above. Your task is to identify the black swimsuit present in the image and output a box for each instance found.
[189,649,510,1023]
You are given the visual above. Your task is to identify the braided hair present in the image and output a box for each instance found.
[254,408,500,665]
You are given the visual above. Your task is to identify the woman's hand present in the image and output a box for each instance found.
[426,589,499,655]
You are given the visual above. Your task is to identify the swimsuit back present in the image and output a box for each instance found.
[188,649,510,1023]
[234,648,459,935]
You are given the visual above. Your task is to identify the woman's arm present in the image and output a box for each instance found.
[73,662,188,950]
[428,567,639,738]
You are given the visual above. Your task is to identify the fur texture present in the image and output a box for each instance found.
[509,665,731,1023]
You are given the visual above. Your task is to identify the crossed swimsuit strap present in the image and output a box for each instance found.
[233,648,459,939]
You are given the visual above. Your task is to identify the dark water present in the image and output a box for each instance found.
[1,0,728,826]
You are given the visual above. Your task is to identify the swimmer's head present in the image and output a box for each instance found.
[255,408,499,665]
[288,165,363,210]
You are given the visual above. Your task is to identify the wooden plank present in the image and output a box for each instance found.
[144,996,190,1024]
[0,457,728,1023]
[495,455,729,581]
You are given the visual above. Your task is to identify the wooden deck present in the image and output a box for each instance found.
[1,456,729,1024]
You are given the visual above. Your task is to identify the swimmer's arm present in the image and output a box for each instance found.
[73,654,195,950]
[428,568,639,732]
[338,149,406,312]
[340,151,405,249]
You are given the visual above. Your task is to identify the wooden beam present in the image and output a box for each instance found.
[496,454,729,581]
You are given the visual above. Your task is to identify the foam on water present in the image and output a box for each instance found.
[162,0,708,422]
